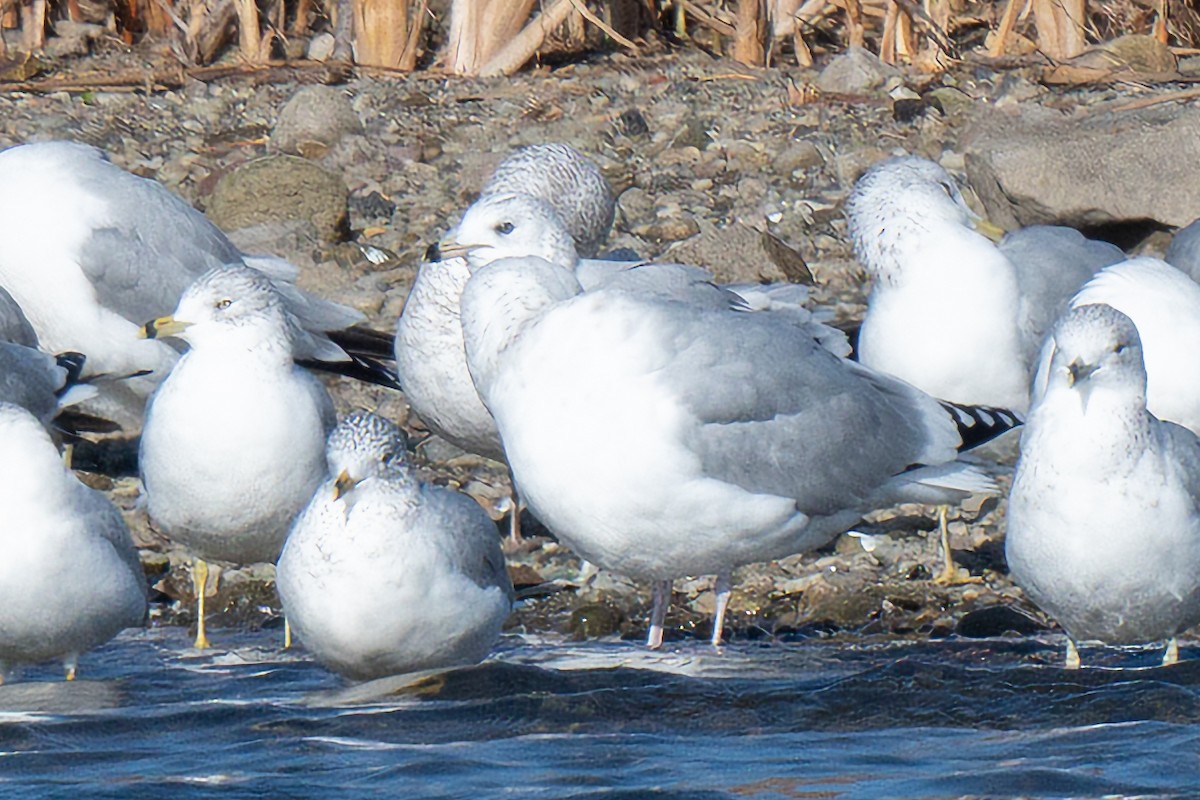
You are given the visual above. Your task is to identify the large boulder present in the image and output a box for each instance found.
[963,105,1200,229]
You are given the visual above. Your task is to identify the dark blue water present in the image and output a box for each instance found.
[2,628,1198,798]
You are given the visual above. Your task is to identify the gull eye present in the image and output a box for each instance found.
[216,298,232,310]
[939,181,955,198]
[1114,343,1127,354]
[495,221,515,235]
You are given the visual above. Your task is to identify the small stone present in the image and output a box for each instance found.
[773,141,823,175]
[635,216,700,242]
[567,602,623,640]
[270,85,364,158]
[307,32,336,62]
[616,187,657,228]
[815,46,901,95]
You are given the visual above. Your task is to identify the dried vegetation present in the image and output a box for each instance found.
[0,0,1197,79]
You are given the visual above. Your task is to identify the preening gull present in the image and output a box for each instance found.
[847,154,1124,411]
[0,141,393,430]
[846,154,1123,583]
[139,266,335,649]
[0,402,146,682]
[277,410,512,681]
[1007,303,1200,668]
[459,256,1015,647]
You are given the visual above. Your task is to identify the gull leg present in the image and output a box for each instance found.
[1065,638,1081,669]
[647,579,672,649]
[711,572,732,649]
[193,557,212,650]
[502,473,525,553]
[933,505,980,585]
[284,617,292,650]
[64,653,78,681]
[1164,637,1180,667]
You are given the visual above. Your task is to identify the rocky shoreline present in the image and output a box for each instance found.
[3,38,1188,649]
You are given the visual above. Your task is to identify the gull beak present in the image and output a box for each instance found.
[1066,358,1099,387]
[141,315,192,339]
[1066,358,1099,412]
[434,238,477,260]
[333,469,360,500]
[970,217,1007,243]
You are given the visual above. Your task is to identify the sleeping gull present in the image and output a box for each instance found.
[459,255,1016,647]
[395,144,617,546]
[846,154,1123,582]
[0,140,394,430]
[1032,256,1200,436]
[1007,303,1200,668]
[0,402,147,682]
[139,266,335,649]
[277,410,512,680]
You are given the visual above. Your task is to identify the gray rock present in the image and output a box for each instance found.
[964,105,1200,229]
[270,85,364,158]
[307,33,337,62]
[815,47,901,95]
[207,156,349,241]
[44,21,104,58]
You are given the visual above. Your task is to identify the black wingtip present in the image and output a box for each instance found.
[326,325,397,361]
[298,355,403,391]
[53,351,88,396]
[940,401,1024,451]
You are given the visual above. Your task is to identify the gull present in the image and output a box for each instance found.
[277,410,512,681]
[459,256,1016,647]
[1007,303,1200,669]
[847,154,1124,411]
[1032,256,1200,436]
[395,144,617,546]
[0,402,147,682]
[479,142,615,258]
[139,266,337,649]
[846,154,1123,581]
[0,140,394,430]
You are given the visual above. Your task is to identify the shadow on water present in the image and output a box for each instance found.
[1,629,1199,798]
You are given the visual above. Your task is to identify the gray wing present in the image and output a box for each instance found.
[1002,225,1125,357]
[0,286,38,347]
[59,144,365,341]
[646,300,959,515]
[423,486,514,599]
[1165,219,1200,284]
[64,146,243,322]
[583,261,849,356]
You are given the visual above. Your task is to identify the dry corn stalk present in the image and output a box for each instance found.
[733,0,766,65]
[352,0,425,68]
[1032,0,1087,58]
[443,0,536,74]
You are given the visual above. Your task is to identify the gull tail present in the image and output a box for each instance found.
[939,401,1023,451]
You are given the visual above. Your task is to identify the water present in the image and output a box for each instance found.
[2,628,1199,798]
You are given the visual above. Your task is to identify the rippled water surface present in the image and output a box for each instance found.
[3,629,1199,798]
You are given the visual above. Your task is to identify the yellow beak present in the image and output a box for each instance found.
[141,315,192,339]
[435,239,476,260]
[971,217,1007,243]
[333,469,359,500]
